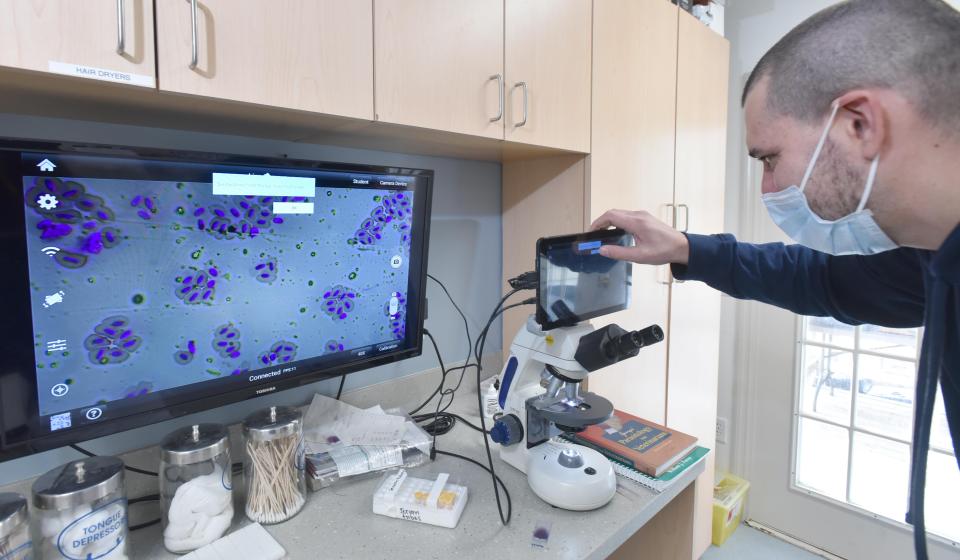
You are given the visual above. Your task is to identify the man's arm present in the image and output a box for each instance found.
[672,233,926,328]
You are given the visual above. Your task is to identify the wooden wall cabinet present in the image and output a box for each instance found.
[504,0,592,152]
[0,0,155,87]
[155,0,373,119]
[374,0,504,139]
[667,10,730,557]
[504,4,729,559]
[587,0,678,427]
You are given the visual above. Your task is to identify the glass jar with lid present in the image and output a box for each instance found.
[0,492,32,560]
[160,423,233,553]
[242,406,306,524]
[32,457,127,560]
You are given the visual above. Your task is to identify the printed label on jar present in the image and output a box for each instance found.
[57,499,126,560]
[0,540,34,560]
[221,464,233,491]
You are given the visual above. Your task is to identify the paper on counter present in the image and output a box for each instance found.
[303,393,407,453]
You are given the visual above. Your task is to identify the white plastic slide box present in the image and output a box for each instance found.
[372,469,468,528]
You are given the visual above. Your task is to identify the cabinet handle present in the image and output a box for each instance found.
[678,203,690,233]
[116,0,125,54]
[189,0,199,69]
[658,203,676,285]
[490,74,504,122]
[515,81,528,127]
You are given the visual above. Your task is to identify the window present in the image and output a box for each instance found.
[794,317,959,544]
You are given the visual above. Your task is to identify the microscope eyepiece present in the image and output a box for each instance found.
[574,324,665,372]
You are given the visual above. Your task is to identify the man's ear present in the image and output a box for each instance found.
[834,90,887,161]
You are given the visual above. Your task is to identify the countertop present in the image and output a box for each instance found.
[130,395,704,560]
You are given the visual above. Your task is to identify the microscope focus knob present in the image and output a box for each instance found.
[490,414,524,446]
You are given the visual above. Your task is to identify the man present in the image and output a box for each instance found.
[591,1,959,558]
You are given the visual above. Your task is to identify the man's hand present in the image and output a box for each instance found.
[590,209,690,265]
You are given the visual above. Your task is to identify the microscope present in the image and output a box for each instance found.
[490,229,664,511]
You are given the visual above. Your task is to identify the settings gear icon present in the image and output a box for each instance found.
[36,193,59,211]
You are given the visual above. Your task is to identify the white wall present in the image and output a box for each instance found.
[0,113,503,485]
[717,0,845,477]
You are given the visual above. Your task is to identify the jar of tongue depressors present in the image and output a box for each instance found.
[242,406,306,524]
[31,456,128,560]
[160,423,234,553]
[0,493,32,560]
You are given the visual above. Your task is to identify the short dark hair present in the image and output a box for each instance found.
[742,0,960,129]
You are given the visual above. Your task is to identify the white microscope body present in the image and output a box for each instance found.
[491,316,663,511]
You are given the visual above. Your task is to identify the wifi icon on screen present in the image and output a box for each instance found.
[41,247,60,257]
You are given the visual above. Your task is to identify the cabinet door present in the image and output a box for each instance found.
[0,0,155,87]
[375,0,503,139]
[587,0,678,425]
[504,0,591,152]
[667,11,730,560]
[156,0,373,119]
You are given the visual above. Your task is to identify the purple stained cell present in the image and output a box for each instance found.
[137,209,151,220]
[104,328,116,336]
[130,195,142,207]
[260,273,270,279]
[260,209,270,217]
[122,339,137,348]
[339,313,347,320]
[197,219,205,230]
[214,208,225,218]
[202,290,212,300]
[239,201,250,209]
[255,263,266,271]
[180,286,191,295]
[250,227,259,237]
[217,341,227,347]
[96,348,106,361]
[229,351,240,359]
[188,340,196,354]
[145,197,155,211]
[246,208,256,218]
[96,209,112,221]
[267,262,275,271]
[110,349,123,358]
[241,223,250,234]
[226,332,236,339]
[230,207,240,218]
[189,292,199,302]
[194,207,205,216]
[119,329,132,340]
[273,217,283,225]
[206,280,215,288]
[323,291,332,298]
[196,273,205,284]
[256,219,267,226]
[208,267,219,276]
[269,353,277,361]
[83,220,97,229]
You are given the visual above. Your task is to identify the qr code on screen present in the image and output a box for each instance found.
[50,412,72,431]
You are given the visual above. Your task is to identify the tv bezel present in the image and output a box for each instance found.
[0,137,433,463]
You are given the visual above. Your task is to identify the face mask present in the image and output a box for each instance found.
[762,103,898,255]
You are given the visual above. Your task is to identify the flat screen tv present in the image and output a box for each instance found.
[0,138,433,462]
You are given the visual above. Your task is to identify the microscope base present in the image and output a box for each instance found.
[503,441,617,511]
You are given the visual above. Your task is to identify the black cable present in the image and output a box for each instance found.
[434,450,512,524]
[335,374,346,400]
[412,412,488,436]
[130,518,161,532]
[473,295,531,525]
[127,494,161,532]
[70,444,159,477]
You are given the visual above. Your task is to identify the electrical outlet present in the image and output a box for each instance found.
[716,417,729,444]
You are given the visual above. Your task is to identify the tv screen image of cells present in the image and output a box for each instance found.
[23,169,415,418]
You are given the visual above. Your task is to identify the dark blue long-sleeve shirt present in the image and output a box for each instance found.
[672,226,959,560]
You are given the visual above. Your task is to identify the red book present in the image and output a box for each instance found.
[571,409,698,477]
